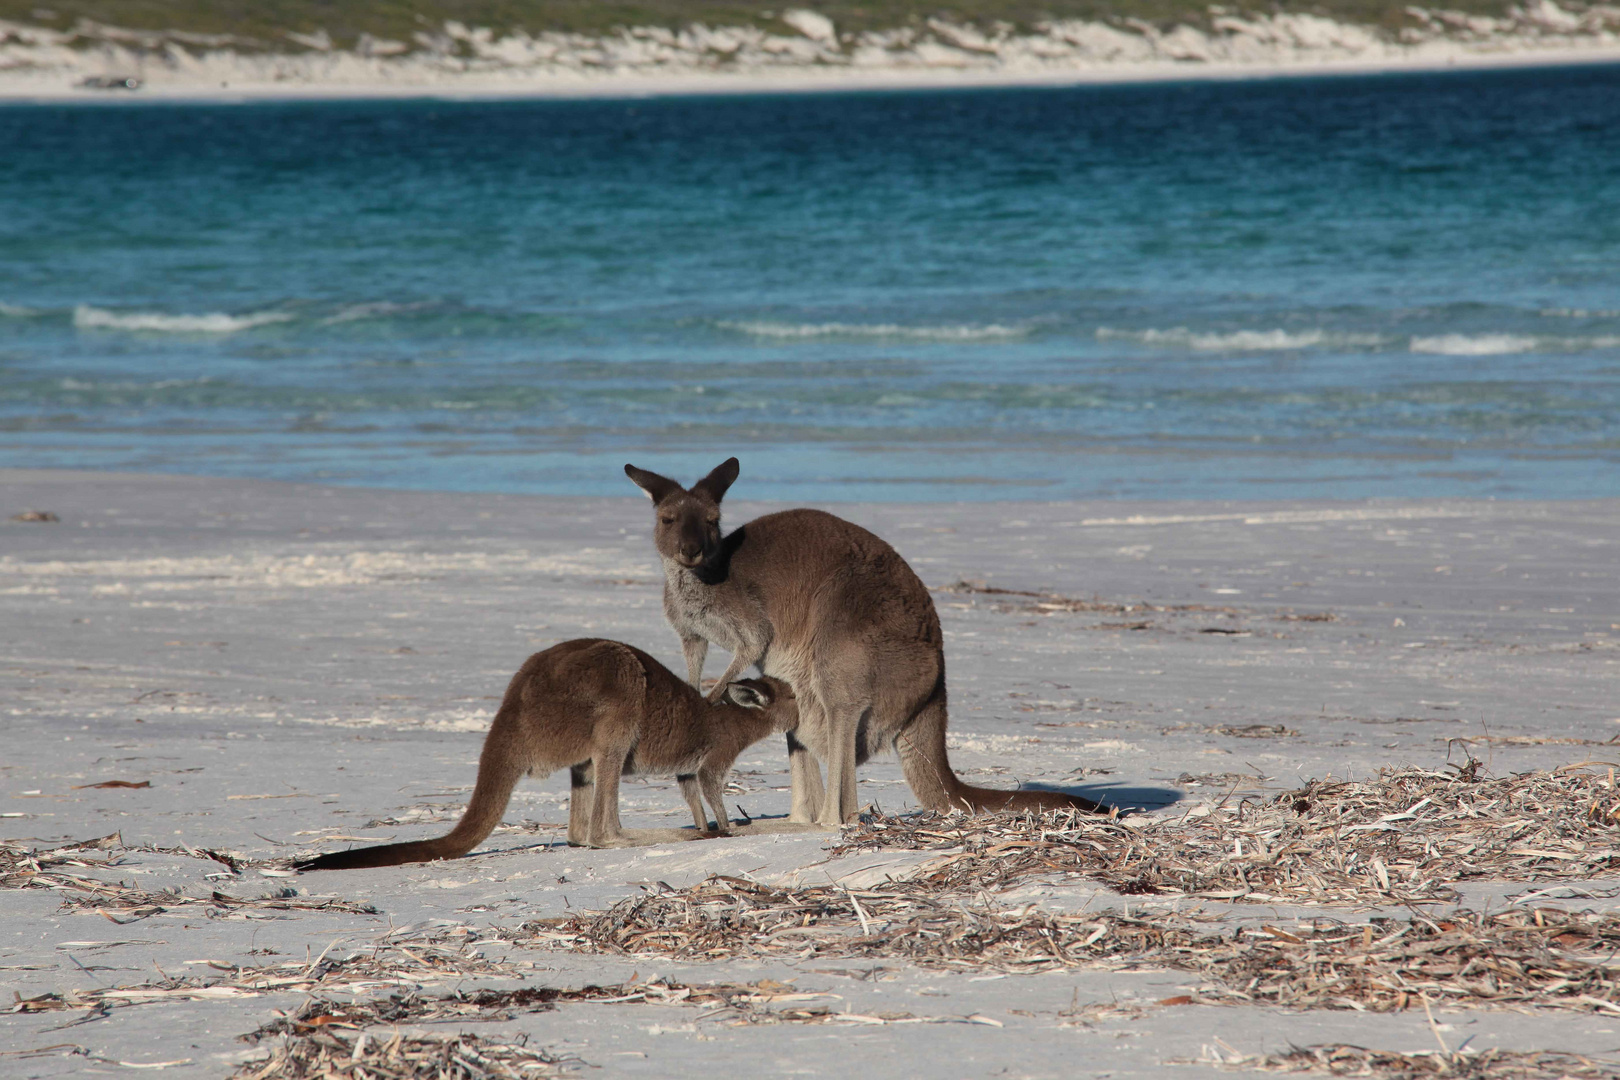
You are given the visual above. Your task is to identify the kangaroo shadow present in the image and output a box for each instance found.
[1024,782,1184,816]
[503,815,832,852]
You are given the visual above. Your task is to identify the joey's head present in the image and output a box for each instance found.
[623,457,739,569]
[721,676,798,733]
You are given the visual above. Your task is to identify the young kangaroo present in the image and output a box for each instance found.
[296,639,797,871]
[623,458,1108,826]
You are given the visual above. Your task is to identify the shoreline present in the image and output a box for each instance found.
[4,31,1620,104]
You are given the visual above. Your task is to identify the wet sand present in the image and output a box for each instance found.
[2,468,1617,1076]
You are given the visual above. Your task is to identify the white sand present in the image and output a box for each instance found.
[3,468,1619,1075]
[3,7,1620,102]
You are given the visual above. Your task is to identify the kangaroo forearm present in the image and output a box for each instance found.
[680,636,708,688]
[706,651,757,701]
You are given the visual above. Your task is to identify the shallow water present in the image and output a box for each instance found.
[3,64,1618,501]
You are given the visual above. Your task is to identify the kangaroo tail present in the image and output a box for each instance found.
[296,708,530,872]
[897,693,1109,817]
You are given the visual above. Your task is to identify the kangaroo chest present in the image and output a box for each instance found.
[661,563,769,656]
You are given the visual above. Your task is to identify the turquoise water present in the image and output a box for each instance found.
[3,64,1619,501]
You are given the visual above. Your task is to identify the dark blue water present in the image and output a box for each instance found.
[3,65,1619,500]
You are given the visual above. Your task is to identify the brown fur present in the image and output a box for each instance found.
[624,459,1108,825]
[296,639,797,871]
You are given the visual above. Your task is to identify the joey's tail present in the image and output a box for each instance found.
[296,711,529,872]
[897,694,1109,817]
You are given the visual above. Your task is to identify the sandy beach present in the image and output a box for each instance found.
[3,467,1618,1076]
[7,46,1620,104]
[4,7,1620,103]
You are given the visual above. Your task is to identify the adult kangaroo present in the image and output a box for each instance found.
[296,639,797,870]
[624,458,1108,826]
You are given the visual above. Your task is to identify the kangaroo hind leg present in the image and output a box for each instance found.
[586,743,633,848]
[677,773,713,833]
[787,730,825,824]
[697,766,733,836]
[818,702,865,826]
[567,762,594,847]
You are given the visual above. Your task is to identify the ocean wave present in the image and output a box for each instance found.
[1096,327,1385,351]
[73,305,294,333]
[321,301,432,325]
[0,302,42,318]
[718,320,1028,341]
[1540,308,1620,319]
[1408,334,1539,355]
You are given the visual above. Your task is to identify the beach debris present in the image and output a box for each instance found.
[823,763,1620,905]
[1188,1041,1619,1078]
[70,780,152,789]
[1212,724,1296,738]
[239,977,886,1039]
[0,1043,191,1070]
[9,510,59,522]
[514,876,1620,1013]
[12,954,961,1034]
[9,762,1617,919]
[231,1030,581,1079]
[1454,734,1620,748]
[941,580,1244,618]
[0,833,375,920]
[937,580,1338,636]
[8,940,516,1018]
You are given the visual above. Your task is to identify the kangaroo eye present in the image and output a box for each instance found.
[705,516,719,526]
[659,515,675,524]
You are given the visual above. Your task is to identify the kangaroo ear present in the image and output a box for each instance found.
[691,457,740,504]
[624,464,682,504]
[723,678,773,709]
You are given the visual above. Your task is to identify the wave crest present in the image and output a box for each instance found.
[73,305,294,333]
[719,320,1027,341]
[1096,327,1384,351]
[1408,334,1538,355]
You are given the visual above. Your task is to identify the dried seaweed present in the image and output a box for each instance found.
[239,977,919,1039]
[1189,1042,1619,1079]
[232,1030,580,1079]
[512,876,1620,1013]
[831,764,1620,905]
[938,580,1337,629]
[7,940,513,1018]
[0,832,374,920]
[939,580,1242,617]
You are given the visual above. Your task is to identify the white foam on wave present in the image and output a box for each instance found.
[0,301,41,317]
[1408,334,1538,356]
[719,320,1027,342]
[1097,327,1384,351]
[73,305,294,333]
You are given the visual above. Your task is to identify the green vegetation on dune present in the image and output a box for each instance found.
[4,0,1526,45]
